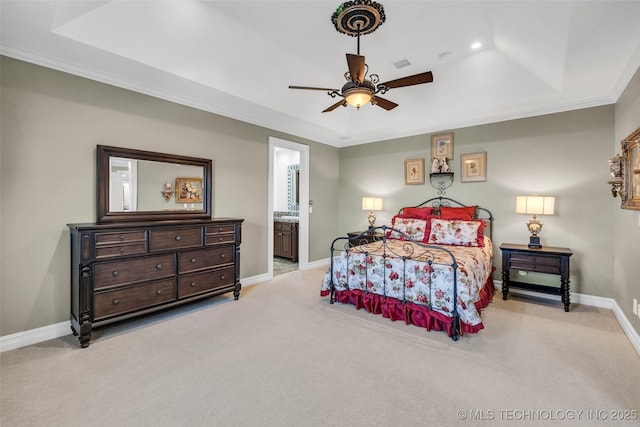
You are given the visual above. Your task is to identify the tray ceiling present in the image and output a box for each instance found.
[2,1,640,147]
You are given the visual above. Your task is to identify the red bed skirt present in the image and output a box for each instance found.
[321,272,495,337]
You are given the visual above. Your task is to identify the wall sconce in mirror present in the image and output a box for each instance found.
[515,195,555,248]
[362,196,383,232]
[608,155,624,198]
[161,181,174,202]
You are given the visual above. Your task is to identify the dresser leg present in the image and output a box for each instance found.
[233,282,242,300]
[78,312,92,348]
[501,269,509,300]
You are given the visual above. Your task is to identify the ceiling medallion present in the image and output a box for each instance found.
[331,1,386,37]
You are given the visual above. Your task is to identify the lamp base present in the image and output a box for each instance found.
[528,236,542,249]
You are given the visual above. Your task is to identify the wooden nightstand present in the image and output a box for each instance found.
[347,231,383,247]
[500,243,573,311]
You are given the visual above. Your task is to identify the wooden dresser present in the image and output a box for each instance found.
[68,218,243,347]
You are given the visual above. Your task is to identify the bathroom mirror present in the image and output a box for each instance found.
[287,164,300,211]
[97,145,212,222]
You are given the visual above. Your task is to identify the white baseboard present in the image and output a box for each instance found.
[0,321,70,353]
[3,278,639,354]
[305,257,330,270]
[496,280,640,357]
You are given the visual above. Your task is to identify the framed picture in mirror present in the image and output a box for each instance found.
[176,177,203,203]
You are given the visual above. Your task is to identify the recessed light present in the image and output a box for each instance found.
[471,42,482,50]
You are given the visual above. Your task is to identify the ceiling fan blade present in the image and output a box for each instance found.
[322,99,347,113]
[380,71,433,89]
[289,85,339,91]
[373,96,398,111]
[346,54,366,83]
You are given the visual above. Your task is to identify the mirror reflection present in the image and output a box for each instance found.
[109,157,204,212]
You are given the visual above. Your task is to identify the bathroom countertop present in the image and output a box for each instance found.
[275,216,299,223]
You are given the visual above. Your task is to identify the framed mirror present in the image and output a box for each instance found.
[97,145,212,222]
[621,128,640,211]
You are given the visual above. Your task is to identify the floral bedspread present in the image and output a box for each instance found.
[321,237,494,327]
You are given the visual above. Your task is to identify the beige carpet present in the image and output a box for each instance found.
[1,267,639,427]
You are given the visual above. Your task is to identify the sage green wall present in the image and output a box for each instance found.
[613,66,640,335]
[0,56,339,336]
[339,106,616,300]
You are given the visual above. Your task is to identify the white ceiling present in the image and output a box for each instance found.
[2,0,640,148]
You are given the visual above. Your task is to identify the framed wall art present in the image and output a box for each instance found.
[404,158,425,185]
[176,177,203,203]
[430,132,454,161]
[460,152,487,182]
[621,127,640,210]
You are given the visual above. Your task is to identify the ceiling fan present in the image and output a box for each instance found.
[288,1,433,113]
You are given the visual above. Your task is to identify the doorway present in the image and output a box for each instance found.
[268,137,309,277]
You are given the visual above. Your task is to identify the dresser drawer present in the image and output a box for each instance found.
[178,246,234,274]
[96,243,148,259]
[94,278,176,320]
[95,230,147,245]
[149,227,202,251]
[205,224,236,235]
[93,254,175,290]
[178,266,235,298]
[205,233,236,245]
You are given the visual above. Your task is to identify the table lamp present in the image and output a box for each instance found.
[515,195,555,248]
[362,196,383,232]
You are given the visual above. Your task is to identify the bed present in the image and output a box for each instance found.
[320,197,495,341]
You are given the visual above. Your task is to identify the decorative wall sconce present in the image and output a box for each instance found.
[362,196,383,231]
[161,181,174,202]
[515,195,555,248]
[608,154,624,198]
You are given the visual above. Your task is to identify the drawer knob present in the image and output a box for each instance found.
[119,235,125,241]
[156,264,162,270]
[112,299,119,305]
[119,247,125,253]
[112,271,119,277]
[220,275,225,280]
[190,282,196,287]
[175,236,182,241]
[218,227,223,232]
[191,258,197,263]
[155,289,162,295]
[220,253,225,258]
[219,237,224,241]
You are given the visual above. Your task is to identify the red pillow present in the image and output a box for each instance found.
[439,206,476,220]
[401,207,435,219]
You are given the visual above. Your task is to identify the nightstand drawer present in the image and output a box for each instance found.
[510,254,561,273]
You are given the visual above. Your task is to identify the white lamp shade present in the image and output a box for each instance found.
[362,196,383,211]
[515,195,555,215]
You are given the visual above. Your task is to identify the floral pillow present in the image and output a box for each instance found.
[388,216,428,242]
[428,219,486,247]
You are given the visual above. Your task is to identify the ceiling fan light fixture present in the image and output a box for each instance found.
[342,79,375,109]
[344,89,373,109]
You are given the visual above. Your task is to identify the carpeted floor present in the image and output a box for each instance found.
[1,267,639,427]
